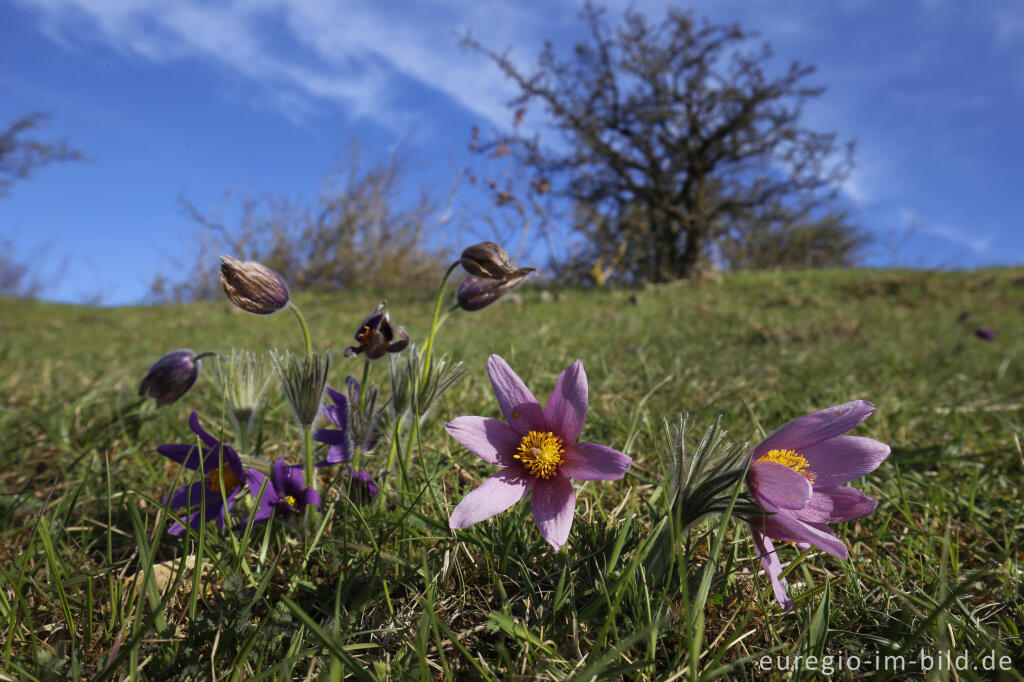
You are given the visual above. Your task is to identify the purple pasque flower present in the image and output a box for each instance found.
[138,349,201,407]
[974,327,997,341]
[746,400,890,610]
[312,387,353,466]
[343,302,409,360]
[446,355,632,550]
[158,411,267,535]
[251,458,322,524]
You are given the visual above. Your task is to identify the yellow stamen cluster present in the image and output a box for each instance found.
[515,430,565,480]
[284,494,298,508]
[204,464,241,494]
[756,448,815,483]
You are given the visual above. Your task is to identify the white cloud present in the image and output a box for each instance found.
[14,0,567,130]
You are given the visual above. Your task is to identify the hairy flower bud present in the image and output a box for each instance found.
[460,241,516,279]
[272,350,330,428]
[138,349,201,407]
[456,271,531,312]
[219,255,290,314]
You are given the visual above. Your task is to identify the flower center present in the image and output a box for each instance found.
[283,494,298,508]
[515,430,564,480]
[204,463,241,494]
[755,448,815,483]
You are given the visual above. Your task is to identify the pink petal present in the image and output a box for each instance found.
[753,401,875,458]
[560,442,631,480]
[544,359,588,442]
[801,436,891,487]
[531,474,576,550]
[750,526,793,610]
[445,416,521,466]
[760,512,849,559]
[449,467,533,530]
[487,355,546,434]
[792,486,878,523]
[747,461,813,511]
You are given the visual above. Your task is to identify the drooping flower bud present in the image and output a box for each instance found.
[219,255,290,314]
[138,349,202,407]
[974,327,997,341]
[460,241,516,279]
[456,271,531,312]
[344,302,410,360]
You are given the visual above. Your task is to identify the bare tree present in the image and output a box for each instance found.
[0,112,82,298]
[0,112,82,198]
[151,143,454,302]
[464,3,860,282]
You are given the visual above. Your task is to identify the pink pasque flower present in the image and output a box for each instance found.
[446,355,632,550]
[747,400,890,610]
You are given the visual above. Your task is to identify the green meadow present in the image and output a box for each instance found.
[1,267,1022,680]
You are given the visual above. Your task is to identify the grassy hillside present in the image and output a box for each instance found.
[2,267,1023,679]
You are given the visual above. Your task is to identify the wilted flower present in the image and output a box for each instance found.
[251,458,322,524]
[343,467,383,505]
[312,387,353,466]
[219,255,290,314]
[344,302,409,360]
[158,411,266,535]
[139,349,204,407]
[446,355,631,550]
[746,400,890,610]
[272,350,330,428]
[974,327,997,341]
[457,272,531,312]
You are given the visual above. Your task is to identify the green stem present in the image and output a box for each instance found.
[358,356,371,411]
[420,261,460,387]
[303,425,315,492]
[288,301,313,358]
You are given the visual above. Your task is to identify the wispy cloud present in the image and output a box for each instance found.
[14,0,560,130]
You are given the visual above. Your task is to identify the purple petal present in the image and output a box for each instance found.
[315,439,353,466]
[313,428,346,445]
[747,461,813,511]
[750,526,793,610]
[800,436,891,487]
[247,470,276,505]
[449,467,533,530]
[560,442,631,480]
[164,481,206,509]
[248,505,275,525]
[759,512,848,559]
[445,416,521,466]
[188,411,220,448]
[792,486,878,524]
[544,360,588,443]
[157,443,203,471]
[531,474,576,551]
[486,355,545,434]
[753,401,876,458]
[298,488,322,509]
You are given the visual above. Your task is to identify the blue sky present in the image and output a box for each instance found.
[2,0,1022,305]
